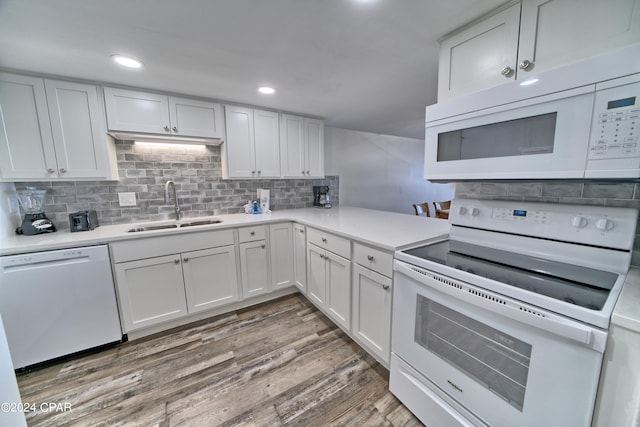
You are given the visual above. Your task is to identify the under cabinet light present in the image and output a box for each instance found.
[134,141,206,149]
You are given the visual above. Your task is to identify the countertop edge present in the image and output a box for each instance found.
[0,207,450,256]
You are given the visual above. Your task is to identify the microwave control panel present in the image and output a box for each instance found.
[589,80,639,160]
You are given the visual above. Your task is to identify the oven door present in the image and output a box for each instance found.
[391,260,606,427]
[424,85,595,181]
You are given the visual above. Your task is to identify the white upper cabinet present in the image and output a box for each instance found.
[438,3,520,101]
[0,73,117,181]
[438,0,640,101]
[104,87,224,139]
[280,114,324,178]
[222,105,280,178]
[517,0,640,77]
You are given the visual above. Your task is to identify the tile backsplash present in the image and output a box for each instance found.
[455,181,640,266]
[13,141,338,230]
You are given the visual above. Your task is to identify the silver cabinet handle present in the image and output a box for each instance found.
[59,168,67,173]
[47,168,55,174]
[322,238,327,243]
[501,66,513,77]
[258,170,261,174]
[250,231,255,236]
[306,170,310,175]
[519,59,533,71]
[164,125,170,132]
[299,229,304,234]
[382,284,390,291]
[183,257,189,262]
[174,259,180,264]
[261,244,265,249]
[367,255,374,261]
[172,126,178,132]
[319,253,325,259]
[252,171,256,175]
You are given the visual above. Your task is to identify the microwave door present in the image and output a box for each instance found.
[424,89,595,181]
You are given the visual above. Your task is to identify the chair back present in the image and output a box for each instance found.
[433,200,451,219]
[413,203,430,217]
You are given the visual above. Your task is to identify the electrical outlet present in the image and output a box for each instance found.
[118,192,137,207]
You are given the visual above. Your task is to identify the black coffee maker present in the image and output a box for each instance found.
[313,186,332,209]
[15,187,56,235]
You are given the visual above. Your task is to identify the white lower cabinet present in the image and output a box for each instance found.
[307,241,351,330]
[269,223,295,290]
[182,246,239,313]
[352,264,392,364]
[293,223,307,293]
[238,225,270,298]
[111,229,239,333]
[114,255,189,332]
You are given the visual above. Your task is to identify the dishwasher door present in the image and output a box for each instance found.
[0,245,122,369]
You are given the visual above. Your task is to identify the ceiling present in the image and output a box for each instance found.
[0,0,505,139]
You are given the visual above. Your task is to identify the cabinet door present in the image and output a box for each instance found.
[169,97,224,138]
[293,223,307,293]
[280,114,305,178]
[114,255,188,332]
[304,118,324,178]
[307,244,326,306]
[437,4,520,101]
[269,223,294,290]
[182,245,239,313]
[104,87,170,134]
[239,240,270,298]
[253,109,281,177]
[325,252,351,330]
[352,264,392,364]
[518,0,640,78]
[44,80,111,179]
[224,105,256,177]
[0,73,57,180]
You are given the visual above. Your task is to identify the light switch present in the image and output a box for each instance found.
[118,192,137,207]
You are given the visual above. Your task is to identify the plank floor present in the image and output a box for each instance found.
[16,293,424,426]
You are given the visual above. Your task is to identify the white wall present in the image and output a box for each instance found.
[325,127,454,215]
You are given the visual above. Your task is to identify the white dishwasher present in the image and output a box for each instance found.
[0,245,122,369]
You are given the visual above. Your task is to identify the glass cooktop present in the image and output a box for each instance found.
[403,240,619,311]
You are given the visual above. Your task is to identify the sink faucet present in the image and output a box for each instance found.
[164,180,181,220]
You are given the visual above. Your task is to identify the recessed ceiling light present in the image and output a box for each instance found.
[111,54,143,69]
[258,86,276,95]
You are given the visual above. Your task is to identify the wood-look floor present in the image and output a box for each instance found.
[16,294,424,426]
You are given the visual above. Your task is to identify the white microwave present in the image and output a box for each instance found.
[424,52,640,181]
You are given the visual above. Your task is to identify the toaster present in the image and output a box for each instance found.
[69,210,99,232]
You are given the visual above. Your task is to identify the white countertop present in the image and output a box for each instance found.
[0,207,450,256]
[612,267,640,332]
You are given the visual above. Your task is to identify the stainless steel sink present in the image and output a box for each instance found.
[127,218,223,232]
[127,224,179,232]
[179,219,223,227]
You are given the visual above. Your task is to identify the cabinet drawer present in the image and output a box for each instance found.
[353,242,393,278]
[306,227,350,259]
[111,229,234,263]
[238,225,266,243]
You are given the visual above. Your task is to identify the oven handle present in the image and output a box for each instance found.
[395,261,607,352]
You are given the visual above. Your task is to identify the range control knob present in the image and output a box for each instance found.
[596,218,614,231]
[571,216,588,228]
[470,207,480,217]
[458,207,468,215]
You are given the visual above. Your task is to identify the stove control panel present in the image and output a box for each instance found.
[451,199,638,251]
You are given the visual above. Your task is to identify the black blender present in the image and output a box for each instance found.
[15,187,56,235]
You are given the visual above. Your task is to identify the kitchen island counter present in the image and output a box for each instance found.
[0,207,450,256]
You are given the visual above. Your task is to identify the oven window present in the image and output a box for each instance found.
[415,295,532,411]
[437,113,557,161]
